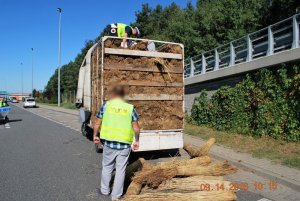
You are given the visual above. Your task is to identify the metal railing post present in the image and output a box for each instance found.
[267,26,274,55]
[190,58,195,77]
[229,42,235,66]
[292,15,299,49]
[246,34,253,62]
[214,48,219,71]
[201,54,206,74]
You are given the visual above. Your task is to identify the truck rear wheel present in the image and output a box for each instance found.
[81,123,87,137]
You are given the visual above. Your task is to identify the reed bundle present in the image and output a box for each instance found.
[142,176,231,193]
[133,161,236,189]
[184,138,216,158]
[125,138,237,199]
[124,190,237,201]
[126,158,152,195]
[156,156,211,169]
[176,161,237,176]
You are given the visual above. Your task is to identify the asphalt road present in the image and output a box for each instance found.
[0,104,272,201]
[0,105,108,201]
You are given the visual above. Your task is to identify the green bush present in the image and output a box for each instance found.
[190,66,300,141]
[191,91,213,125]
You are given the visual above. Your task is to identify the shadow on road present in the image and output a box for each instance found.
[0,118,22,125]
[8,119,22,123]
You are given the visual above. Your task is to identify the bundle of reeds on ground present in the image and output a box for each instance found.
[124,191,237,201]
[183,138,216,158]
[124,138,238,201]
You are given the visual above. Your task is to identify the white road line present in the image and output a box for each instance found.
[13,104,80,133]
[4,123,10,128]
[257,198,272,201]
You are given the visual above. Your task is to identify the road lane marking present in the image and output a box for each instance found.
[13,104,81,134]
[257,198,272,201]
[4,123,10,128]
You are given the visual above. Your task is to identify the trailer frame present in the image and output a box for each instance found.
[77,36,185,152]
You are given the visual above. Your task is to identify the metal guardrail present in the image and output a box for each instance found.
[184,14,300,78]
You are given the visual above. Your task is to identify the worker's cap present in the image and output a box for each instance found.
[135,27,140,35]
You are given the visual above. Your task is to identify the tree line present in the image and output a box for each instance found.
[42,0,299,103]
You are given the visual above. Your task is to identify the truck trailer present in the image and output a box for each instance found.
[76,36,184,152]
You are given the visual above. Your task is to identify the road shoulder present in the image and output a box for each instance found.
[37,103,79,115]
[184,134,300,191]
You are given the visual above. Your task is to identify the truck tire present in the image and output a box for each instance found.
[81,123,87,137]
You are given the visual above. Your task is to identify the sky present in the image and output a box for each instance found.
[0,0,195,93]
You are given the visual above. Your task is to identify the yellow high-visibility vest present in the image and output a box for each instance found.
[100,99,134,144]
[117,23,132,37]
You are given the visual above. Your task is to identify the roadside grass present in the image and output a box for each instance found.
[37,102,76,110]
[184,123,300,170]
[60,102,76,109]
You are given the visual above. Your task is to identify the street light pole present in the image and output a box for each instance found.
[31,48,34,97]
[57,7,62,107]
[20,62,23,98]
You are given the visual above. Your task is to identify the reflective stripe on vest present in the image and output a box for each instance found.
[100,99,134,144]
[117,23,132,37]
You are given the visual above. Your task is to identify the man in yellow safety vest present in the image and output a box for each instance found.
[93,86,140,201]
[109,23,140,48]
[0,98,6,107]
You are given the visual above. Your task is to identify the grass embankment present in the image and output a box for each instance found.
[37,102,76,110]
[185,123,300,170]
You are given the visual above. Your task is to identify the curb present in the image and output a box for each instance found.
[209,151,300,192]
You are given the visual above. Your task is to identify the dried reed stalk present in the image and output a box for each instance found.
[176,161,237,176]
[126,158,152,195]
[126,181,143,195]
[132,161,236,189]
[133,167,177,188]
[142,176,231,193]
[130,41,148,50]
[124,191,237,201]
[152,58,173,82]
[125,158,147,183]
[156,156,211,169]
[184,138,216,158]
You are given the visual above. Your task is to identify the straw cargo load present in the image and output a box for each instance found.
[76,37,185,151]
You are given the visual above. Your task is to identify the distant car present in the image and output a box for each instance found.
[12,97,19,103]
[6,98,12,102]
[23,98,36,108]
